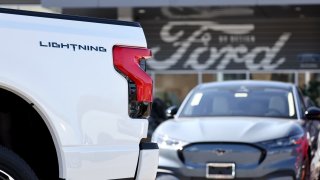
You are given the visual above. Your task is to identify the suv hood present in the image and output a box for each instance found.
[153,117,303,143]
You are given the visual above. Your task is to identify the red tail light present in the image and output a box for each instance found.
[113,45,153,118]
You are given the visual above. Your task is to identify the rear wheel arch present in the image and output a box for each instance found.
[0,84,65,179]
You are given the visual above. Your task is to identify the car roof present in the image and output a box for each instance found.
[197,80,294,90]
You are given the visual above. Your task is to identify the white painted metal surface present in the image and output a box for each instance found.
[0,11,157,180]
[135,149,159,180]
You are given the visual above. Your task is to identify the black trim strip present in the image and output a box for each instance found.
[0,8,141,27]
[139,142,159,150]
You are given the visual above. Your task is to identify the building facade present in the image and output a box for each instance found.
[2,0,320,105]
[135,6,320,105]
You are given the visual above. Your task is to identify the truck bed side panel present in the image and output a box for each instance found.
[0,12,148,179]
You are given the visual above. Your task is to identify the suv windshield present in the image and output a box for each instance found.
[180,85,296,119]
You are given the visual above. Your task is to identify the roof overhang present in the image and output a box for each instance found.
[41,0,320,8]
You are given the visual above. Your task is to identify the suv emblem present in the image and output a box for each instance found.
[213,149,231,156]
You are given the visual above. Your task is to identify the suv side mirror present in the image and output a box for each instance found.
[305,106,320,120]
[166,106,178,119]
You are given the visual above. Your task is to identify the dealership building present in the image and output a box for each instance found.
[3,0,320,104]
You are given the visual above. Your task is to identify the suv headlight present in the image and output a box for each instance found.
[258,134,305,148]
[152,134,187,150]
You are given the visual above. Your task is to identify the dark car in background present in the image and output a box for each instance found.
[152,80,320,180]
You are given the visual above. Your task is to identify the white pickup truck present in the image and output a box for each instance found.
[0,8,158,180]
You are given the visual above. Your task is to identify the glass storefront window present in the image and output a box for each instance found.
[223,73,246,80]
[154,74,198,105]
[251,73,272,81]
[251,73,294,83]
[298,73,306,89]
[271,73,295,83]
[152,72,319,107]
[202,73,216,83]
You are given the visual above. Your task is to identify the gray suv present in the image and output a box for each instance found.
[152,80,320,180]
